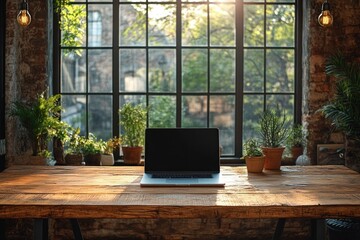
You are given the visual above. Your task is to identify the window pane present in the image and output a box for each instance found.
[210,95,235,155]
[210,49,235,92]
[119,95,146,107]
[88,0,112,2]
[60,4,86,47]
[119,49,146,92]
[149,96,176,128]
[244,4,264,47]
[266,94,294,124]
[88,5,112,47]
[266,4,295,47]
[119,4,146,46]
[182,4,207,46]
[120,0,145,2]
[267,0,295,2]
[89,95,112,140]
[62,95,86,136]
[61,50,86,93]
[210,0,235,2]
[182,49,208,92]
[149,49,176,93]
[266,49,294,93]
[182,96,207,127]
[243,95,263,141]
[244,49,264,92]
[210,4,235,46]
[244,0,264,2]
[148,4,176,46]
[88,49,112,93]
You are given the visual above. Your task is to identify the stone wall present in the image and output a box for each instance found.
[3,0,360,239]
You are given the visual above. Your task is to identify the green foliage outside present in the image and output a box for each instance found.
[55,0,86,56]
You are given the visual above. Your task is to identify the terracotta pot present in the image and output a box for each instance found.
[84,153,102,166]
[65,154,84,166]
[245,156,265,173]
[262,147,285,170]
[101,154,115,166]
[122,146,143,165]
[291,146,303,161]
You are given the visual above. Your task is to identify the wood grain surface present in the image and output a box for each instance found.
[0,165,359,219]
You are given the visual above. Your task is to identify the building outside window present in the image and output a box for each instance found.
[56,0,301,160]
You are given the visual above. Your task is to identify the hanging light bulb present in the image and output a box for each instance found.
[17,0,32,27]
[318,0,333,27]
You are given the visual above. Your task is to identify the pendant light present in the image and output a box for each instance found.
[318,0,333,27]
[17,0,32,27]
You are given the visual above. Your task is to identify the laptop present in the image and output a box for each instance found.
[140,128,225,187]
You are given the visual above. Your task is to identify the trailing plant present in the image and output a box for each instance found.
[119,103,147,147]
[243,139,263,157]
[320,53,360,143]
[10,92,65,156]
[259,108,289,148]
[286,124,304,148]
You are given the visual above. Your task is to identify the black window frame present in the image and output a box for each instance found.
[53,0,303,163]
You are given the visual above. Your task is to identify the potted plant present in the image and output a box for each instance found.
[10,92,65,164]
[259,108,289,170]
[243,139,265,173]
[64,127,85,166]
[101,136,121,166]
[82,133,106,166]
[119,103,147,165]
[286,124,304,161]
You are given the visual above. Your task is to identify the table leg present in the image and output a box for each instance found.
[272,218,286,240]
[0,219,5,240]
[70,219,83,240]
[34,219,48,240]
[311,219,325,240]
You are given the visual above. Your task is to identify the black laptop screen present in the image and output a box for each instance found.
[145,128,220,173]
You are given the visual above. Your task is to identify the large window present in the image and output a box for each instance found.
[55,0,301,159]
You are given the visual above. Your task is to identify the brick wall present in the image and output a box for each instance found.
[3,0,360,239]
[304,0,360,165]
[5,0,48,165]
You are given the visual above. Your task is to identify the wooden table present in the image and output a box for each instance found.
[0,165,360,239]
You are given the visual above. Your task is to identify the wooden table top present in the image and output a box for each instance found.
[0,165,359,220]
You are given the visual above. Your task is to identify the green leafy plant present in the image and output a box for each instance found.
[259,108,289,148]
[286,124,304,148]
[81,133,106,156]
[320,53,360,142]
[64,127,85,155]
[104,136,122,155]
[243,139,263,157]
[10,93,65,156]
[119,103,147,147]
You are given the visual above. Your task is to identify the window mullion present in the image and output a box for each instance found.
[235,0,244,158]
[176,0,182,128]
[113,0,120,158]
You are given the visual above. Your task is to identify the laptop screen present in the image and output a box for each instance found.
[145,128,220,173]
